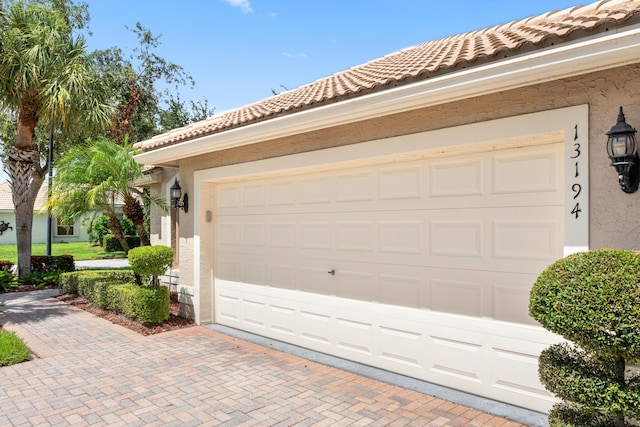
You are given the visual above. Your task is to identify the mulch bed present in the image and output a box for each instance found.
[56,291,195,336]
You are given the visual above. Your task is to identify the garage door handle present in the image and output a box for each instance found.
[328,269,335,275]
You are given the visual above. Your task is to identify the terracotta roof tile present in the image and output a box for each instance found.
[135,0,640,152]
[0,180,48,211]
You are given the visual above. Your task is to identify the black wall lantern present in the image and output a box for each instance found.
[606,106,639,193]
[170,179,188,213]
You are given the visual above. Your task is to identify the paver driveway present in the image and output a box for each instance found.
[0,290,532,426]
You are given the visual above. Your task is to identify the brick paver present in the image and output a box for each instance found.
[0,291,531,426]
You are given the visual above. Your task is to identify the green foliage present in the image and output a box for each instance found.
[60,269,168,323]
[548,403,635,427]
[0,330,30,366]
[540,343,640,417]
[0,260,14,271]
[31,255,75,273]
[106,283,169,324]
[530,249,640,361]
[128,245,173,285]
[0,270,18,292]
[530,249,640,425]
[88,215,136,245]
[59,270,134,295]
[103,235,140,252]
[19,271,61,289]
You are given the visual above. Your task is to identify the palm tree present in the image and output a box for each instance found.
[46,139,165,254]
[0,2,110,277]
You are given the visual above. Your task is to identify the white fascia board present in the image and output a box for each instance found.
[135,24,640,166]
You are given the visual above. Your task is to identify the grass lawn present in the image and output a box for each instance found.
[0,242,126,263]
[0,330,30,366]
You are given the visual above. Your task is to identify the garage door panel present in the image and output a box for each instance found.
[335,171,375,202]
[378,164,424,200]
[492,277,539,325]
[214,143,566,412]
[378,273,425,309]
[429,220,483,257]
[430,158,483,197]
[492,150,560,195]
[430,278,484,317]
[216,145,563,217]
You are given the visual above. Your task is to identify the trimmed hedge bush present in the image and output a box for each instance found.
[31,255,74,273]
[128,245,173,285]
[529,249,640,426]
[59,270,135,295]
[59,270,169,324]
[108,284,169,324]
[103,235,141,252]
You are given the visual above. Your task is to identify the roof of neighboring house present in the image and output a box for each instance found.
[0,181,125,212]
[0,180,49,211]
[135,0,640,153]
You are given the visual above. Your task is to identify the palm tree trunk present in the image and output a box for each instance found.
[107,215,130,254]
[124,196,150,246]
[4,147,43,278]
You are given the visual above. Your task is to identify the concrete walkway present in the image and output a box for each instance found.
[0,290,537,426]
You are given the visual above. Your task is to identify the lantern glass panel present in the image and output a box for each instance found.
[611,135,628,157]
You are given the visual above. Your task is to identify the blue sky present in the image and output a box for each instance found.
[84,0,587,113]
[0,1,589,182]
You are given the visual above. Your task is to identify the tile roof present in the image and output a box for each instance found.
[135,0,640,152]
[0,180,49,211]
[0,180,126,212]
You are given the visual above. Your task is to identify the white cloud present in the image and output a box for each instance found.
[224,0,253,13]
[282,52,308,59]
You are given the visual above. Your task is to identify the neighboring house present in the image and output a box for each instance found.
[0,180,121,245]
[134,0,640,413]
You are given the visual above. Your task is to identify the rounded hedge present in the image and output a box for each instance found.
[127,245,173,279]
[529,249,640,362]
[539,343,640,419]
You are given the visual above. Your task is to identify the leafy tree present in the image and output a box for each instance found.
[0,0,110,277]
[159,94,215,132]
[91,22,209,144]
[46,139,166,253]
[530,249,640,426]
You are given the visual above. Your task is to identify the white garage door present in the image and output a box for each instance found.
[214,143,563,412]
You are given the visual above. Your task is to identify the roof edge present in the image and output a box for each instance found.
[135,24,640,167]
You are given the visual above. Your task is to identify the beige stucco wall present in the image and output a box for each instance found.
[166,63,640,291]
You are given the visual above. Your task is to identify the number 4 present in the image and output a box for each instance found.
[571,203,581,219]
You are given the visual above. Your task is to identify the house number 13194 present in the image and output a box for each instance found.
[571,125,582,219]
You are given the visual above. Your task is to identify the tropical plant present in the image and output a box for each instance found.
[0,0,110,278]
[91,22,212,143]
[87,215,135,246]
[45,139,166,252]
[128,245,172,286]
[529,249,640,426]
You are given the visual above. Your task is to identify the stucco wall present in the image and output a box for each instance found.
[168,63,640,288]
[0,212,91,245]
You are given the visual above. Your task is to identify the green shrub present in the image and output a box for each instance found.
[128,245,173,285]
[88,216,136,246]
[30,255,75,273]
[90,281,114,309]
[59,270,169,324]
[103,234,141,252]
[529,249,640,426]
[59,270,135,295]
[0,271,18,292]
[0,260,14,272]
[19,271,61,289]
[109,283,169,324]
[0,330,30,366]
